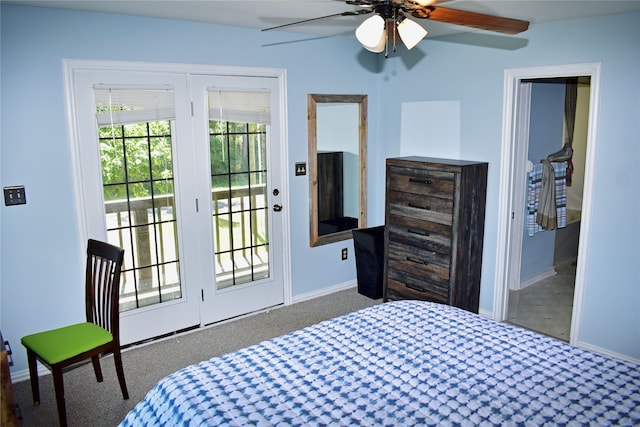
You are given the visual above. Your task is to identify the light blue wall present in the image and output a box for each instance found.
[374,12,640,359]
[2,5,639,377]
[0,5,379,374]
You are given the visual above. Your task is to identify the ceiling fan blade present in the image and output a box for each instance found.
[345,0,379,5]
[403,0,451,5]
[263,9,373,32]
[412,5,529,35]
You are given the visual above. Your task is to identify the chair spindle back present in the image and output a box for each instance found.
[85,239,125,341]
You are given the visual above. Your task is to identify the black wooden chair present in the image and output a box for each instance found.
[21,239,129,426]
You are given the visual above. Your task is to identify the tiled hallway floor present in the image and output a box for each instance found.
[507,259,576,342]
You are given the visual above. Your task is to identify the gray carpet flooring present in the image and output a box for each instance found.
[12,288,381,426]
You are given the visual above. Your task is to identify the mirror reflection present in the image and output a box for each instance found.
[308,94,367,247]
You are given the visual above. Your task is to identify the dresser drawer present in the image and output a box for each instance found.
[386,272,449,303]
[387,166,455,198]
[387,191,454,225]
[387,241,450,284]
[387,214,451,253]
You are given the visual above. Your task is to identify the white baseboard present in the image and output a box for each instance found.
[291,280,357,304]
[11,281,359,384]
[478,308,492,319]
[575,340,640,364]
[12,363,51,384]
[14,285,638,384]
[518,267,557,290]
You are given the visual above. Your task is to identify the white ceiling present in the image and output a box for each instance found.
[6,0,640,39]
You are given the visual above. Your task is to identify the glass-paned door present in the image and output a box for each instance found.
[70,68,201,345]
[192,76,285,325]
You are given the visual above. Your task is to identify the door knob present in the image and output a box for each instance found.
[273,204,283,212]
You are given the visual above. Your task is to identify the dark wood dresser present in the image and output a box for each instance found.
[1,333,19,426]
[383,157,488,313]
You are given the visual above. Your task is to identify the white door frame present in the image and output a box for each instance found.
[494,62,602,346]
[506,80,532,292]
[64,59,292,345]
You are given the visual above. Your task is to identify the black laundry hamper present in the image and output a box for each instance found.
[352,226,385,299]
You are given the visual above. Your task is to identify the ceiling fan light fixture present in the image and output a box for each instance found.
[363,37,386,53]
[397,17,428,50]
[355,14,386,51]
[364,29,386,53]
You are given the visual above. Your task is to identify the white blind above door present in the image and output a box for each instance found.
[208,90,271,125]
[94,86,175,126]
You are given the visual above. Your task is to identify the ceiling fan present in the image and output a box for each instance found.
[263,0,529,57]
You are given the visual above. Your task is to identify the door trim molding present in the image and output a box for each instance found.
[62,59,292,340]
[494,62,602,347]
[507,81,531,292]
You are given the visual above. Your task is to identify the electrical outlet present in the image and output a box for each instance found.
[341,248,348,260]
[3,186,26,206]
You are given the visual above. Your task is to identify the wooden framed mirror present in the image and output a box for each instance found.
[308,94,367,247]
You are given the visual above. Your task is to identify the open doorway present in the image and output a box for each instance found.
[506,76,590,342]
[494,63,602,347]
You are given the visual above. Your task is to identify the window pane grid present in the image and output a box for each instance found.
[210,120,269,289]
[99,120,182,311]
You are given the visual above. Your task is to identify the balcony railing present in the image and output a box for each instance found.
[104,183,268,311]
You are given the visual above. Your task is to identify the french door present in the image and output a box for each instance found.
[65,61,288,345]
[190,75,285,325]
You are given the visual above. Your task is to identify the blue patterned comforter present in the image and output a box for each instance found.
[120,301,640,426]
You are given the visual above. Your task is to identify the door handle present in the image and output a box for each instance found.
[273,204,283,212]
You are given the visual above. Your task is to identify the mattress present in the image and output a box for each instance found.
[120,300,640,426]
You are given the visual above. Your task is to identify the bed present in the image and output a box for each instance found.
[120,300,640,426]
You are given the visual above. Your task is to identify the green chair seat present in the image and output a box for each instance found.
[21,322,113,365]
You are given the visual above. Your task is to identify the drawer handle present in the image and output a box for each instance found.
[408,228,430,237]
[3,340,13,366]
[406,256,428,265]
[409,178,433,185]
[406,283,427,293]
[408,203,431,210]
